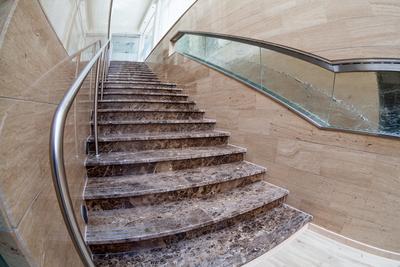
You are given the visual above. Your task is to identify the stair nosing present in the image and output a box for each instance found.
[85,145,246,167]
[97,109,204,113]
[84,161,265,200]
[98,99,194,104]
[87,130,230,142]
[85,181,288,245]
[93,119,216,125]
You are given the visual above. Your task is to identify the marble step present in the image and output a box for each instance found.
[104,84,182,91]
[105,81,176,87]
[85,145,246,177]
[94,119,216,135]
[93,204,312,265]
[107,70,153,74]
[100,92,188,101]
[86,181,288,253]
[108,66,150,70]
[103,87,183,95]
[106,76,161,82]
[97,109,205,121]
[86,130,229,153]
[107,73,158,78]
[98,99,196,110]
[85,161,265,210]
[107,72,154,76]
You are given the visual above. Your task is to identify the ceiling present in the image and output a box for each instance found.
[85,0,153,34]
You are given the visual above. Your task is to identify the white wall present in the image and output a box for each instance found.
[138,0,196,60]
[39,0,111,55]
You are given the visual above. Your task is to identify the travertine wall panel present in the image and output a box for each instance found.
[148,0,400,62]
[0,0,90,266]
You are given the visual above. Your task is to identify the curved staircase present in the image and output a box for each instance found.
[84,61,312,266]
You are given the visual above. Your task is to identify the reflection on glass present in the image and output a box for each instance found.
[260,48,334,126]
[174,34,400,137]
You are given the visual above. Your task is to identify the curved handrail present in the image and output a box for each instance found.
[171,31,400,72]
[49,39,110,267]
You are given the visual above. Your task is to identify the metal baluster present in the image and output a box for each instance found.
[93,58,101,156]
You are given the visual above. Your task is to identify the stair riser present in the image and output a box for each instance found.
[109,67,150,70]
[87,136,229,153]
[88,199,284,254]
[97,111,204,121]
[108,70,153,74]
[104,89,182,95]
[86,173,263,211]
[96,122,215,135]
[106,78,160,82]
[105,85,180,90]
[108,74,157,78]
[106,82,176,88]
[98,102,196,110]
[86,152,244,178]
[101,94,188,101]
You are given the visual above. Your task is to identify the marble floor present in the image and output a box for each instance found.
[245,225,400,267]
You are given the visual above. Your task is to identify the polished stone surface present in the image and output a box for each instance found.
[85,161,264,200]
[97,109,205,121]
[87,131,229,153]
[86,145,246,166]
[96,119,216,135]
[83,62,311,264]
[86,181,288,245]
[93,204,311,267]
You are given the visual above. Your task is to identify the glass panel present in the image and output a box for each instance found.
[330,71,400,136]
[205,36,261,85]
[260,48,334,126]
[175,34,400,137]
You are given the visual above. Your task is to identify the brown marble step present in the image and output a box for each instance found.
[85,181,288,253]
[93,204,312,265]
[103,87,183,95]
[104,84,181,90]
[97,109,205,121]
[87,130,229,153]
[85,161,264,210]
[108,66,150,70]
[98,99,196,110]
[107,72,155,76]
[85,145,246,177]
[106,74,157,78]
[105,81,176,87]
[100,92,188,101]
[94,119,216,135]
[106,77,160,83]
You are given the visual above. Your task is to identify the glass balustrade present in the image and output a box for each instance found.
[175,33,400,138]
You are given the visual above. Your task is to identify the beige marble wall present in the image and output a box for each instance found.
[0,0,93,266]
[147,54,400,253]
[148,0,400,61]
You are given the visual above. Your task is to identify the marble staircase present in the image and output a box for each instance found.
[84,61,312,266]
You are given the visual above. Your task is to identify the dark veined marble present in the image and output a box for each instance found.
[93,204,311,267]
[82,61,312,266]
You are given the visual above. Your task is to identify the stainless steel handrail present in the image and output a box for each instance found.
[49,39,110,267]
[171,31,400,72]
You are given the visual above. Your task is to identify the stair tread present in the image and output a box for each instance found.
[106,81,175,85]
[97,108,204,113]
[85,181,288,244]
[92,204,311,265]
[95,118,216,125]
[85,161,260,200]
[85,145,246,166]
[88,130,229,142]
[101,92,187,97]
[98,99,193,104]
